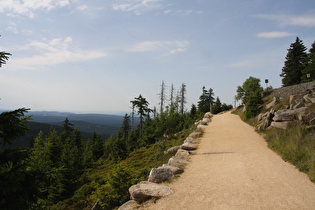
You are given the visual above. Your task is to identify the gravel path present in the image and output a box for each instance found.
[141,111,315,209]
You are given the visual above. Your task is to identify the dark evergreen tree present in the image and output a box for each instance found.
[190,104,197,119]
[280,37,308,86]
[212,97,222,114]
[302,41,315,82]
[130,95,151,133]
[0,108,31,145]
[197,87,214,113]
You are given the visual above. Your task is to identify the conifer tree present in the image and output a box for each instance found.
[302,41,315,82]
[280,37,308,86]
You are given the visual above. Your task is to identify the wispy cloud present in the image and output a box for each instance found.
[126,40,189,55]
[0,0,70,18]
[256,14,315,27]
[9,37,108,71]
[257,31,293,38]
[112,0,163,15]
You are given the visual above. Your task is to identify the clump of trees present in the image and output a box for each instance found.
[197,86,233,114]
[236,77,263,118]
[280,37,315,86]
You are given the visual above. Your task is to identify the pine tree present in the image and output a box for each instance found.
[280,37,308,86]
[302,41,315,82]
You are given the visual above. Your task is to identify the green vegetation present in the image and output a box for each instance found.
[280,37,315,86]
[236,77,263,119]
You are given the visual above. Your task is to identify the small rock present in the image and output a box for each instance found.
[184,136,199,144]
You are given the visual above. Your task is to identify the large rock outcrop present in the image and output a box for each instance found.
[257,82,315,130]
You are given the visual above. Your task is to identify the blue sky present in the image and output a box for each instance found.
[1,0,315,114]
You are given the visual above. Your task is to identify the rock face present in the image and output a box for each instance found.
[257,82,315,130]
[129,181,173,203]
[148,168,174,183]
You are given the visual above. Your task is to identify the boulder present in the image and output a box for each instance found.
[184,136,199,144]
[270,121,293,130]
[160,164,184,175]
[181,142,197,151]
[200,117,211,125]
[118,200,139,210]
[196,124,206,131]
[129,181,173,203]
[175,148,190,159]
[303,94,315,103]
[164,145,180,155]
[204,112,213,118]
[273,107,306,122]
[148,168,174,183]
[189,131,201,138]
[168,157,188,168]
[265,97,277,109]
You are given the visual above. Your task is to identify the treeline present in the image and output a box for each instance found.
[280,37,315,86]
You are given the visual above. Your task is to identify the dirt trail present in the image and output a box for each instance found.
[141,111,315,209]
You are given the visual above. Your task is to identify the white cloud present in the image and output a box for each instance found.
[0,0,70,18]
[9,37,109,71]
[112,0,163,15]
[126,40,189,53]
[256,14,315,27]
[257,31,293,38]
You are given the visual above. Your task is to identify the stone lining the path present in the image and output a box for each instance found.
[118,112,213,210]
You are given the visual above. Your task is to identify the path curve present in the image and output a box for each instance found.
[141,111,315,209]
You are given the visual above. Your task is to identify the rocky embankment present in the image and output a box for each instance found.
[257,81,315,130]
[116,112,213,210]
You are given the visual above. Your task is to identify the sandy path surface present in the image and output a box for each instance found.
[141,111,315,210]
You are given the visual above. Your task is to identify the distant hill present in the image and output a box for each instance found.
[0,111,131,150]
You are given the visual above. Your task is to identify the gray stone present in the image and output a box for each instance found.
[148,168,174,183]
[204,112,213,118]
[270,121,293,130]
[168,156,188,168]
[160,164,184,175]
[184,136,199,144]
[129,181,173,203]
[196,124,206,131]
[175,148,190,159]
[181,142,197,151]
[265,97,277,109]
[189,131,201,138]
[118,200,139,210]
[200,117,211,125]
[164,146,180,155]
